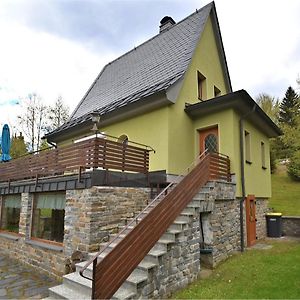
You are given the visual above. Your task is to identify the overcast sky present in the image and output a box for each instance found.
[0,0,300,131]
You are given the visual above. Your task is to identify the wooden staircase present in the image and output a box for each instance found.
[48,152,230,299]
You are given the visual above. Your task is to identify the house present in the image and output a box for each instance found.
[0,2,281,299]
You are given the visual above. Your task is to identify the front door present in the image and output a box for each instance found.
[246,194,256,247]
[199,126,218,154]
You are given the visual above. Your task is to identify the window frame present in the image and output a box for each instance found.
[31,192,66,246]
[0,194,21,235]
[261,141,267,169]
[244,131,252,164]
[197,71,206,101]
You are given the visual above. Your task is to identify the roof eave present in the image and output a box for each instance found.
[185,90,282,138]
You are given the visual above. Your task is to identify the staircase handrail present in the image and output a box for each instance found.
[79,149,208,281]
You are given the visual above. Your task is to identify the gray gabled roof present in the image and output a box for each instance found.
[45,2,231,141]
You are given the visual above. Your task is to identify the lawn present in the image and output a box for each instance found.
[269,165,300,216]
[174,239,300,299]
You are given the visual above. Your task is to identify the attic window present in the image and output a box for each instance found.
[214,86,221,97]
[197,72,206,101]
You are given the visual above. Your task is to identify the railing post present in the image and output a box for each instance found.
[92,259,97,300]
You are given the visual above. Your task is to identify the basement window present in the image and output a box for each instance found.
[245,131,251,164]
[0,194,21,233]
[31,192,66,244]
[261,141,267,169]
[197,71,206,100]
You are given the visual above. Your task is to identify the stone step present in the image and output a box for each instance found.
[175,214,192,223]
[48,284,90,300]
[63,272,92,296]
[193,193,210,201]
[142,248,167,265]
[151,238,175,252]
[182,207,197,215]
[112,286,136,300]
[168,220,189,231]
[122,269,148,292]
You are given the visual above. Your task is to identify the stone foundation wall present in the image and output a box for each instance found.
[0,187,150,278]
[282,216,300,237]
[255,198,269,240]
[139,216,201,298]
[0,236,65,279]
[63,186,150,256]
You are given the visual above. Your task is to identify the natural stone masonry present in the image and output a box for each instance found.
[282,216,300,237]
[64,187,149,256]
[49,181,240,299]
[255,198,269,240]
[0,250,58,299]
[0,187,150,279]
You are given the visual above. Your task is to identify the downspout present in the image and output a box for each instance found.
[239,104,256,252]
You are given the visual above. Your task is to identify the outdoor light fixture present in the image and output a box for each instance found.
[91,112,101,137]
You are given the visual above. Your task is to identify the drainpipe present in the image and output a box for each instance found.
[239,104,256,252]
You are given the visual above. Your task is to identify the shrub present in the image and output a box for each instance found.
[288,151,300,181]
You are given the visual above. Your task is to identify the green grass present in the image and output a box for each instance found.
[174,240,300,299]
[269,165,300,216]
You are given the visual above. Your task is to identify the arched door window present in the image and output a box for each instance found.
[204,134,218,153]
[117,134,129,145]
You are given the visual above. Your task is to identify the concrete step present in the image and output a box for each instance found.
[175,214,192,223]
[168,220,189,231]
[122,269,148,292]
[182,207,197,215]
[142,248,166,265]
[48,284,90,300]
[63,272,92,296]
[112,286,136,300]
[151,238,175,252]
[193,193,210,201]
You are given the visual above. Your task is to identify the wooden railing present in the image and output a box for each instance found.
[80,151,230,299]
[0,137,152,183]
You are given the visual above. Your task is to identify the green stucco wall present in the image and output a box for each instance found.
[167,15,230,174]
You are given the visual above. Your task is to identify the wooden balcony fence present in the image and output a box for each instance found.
[0,137,152,183]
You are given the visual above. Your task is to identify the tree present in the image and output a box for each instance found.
[279,86,300,126]
[18,93,47,152]
[256,93,280,124]
[10,132,28,159]
[46,96,69,132]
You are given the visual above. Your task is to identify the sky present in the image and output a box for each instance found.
[0,0,300,132]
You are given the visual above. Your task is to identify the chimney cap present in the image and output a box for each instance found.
[159,16,176,33]
[160,16,176,25]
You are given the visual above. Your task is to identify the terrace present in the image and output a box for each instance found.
[0,135,155,195]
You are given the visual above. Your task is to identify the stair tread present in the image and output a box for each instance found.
[49,284,90,300]
[138,260,157,270]
[148,248,166,257]
[64,272,92,288]
[158,238,175,244]
[127,270,148,284]
[113,286,136,300]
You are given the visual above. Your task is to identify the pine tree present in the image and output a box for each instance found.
[279,86,299,126]
[10,133,28,159]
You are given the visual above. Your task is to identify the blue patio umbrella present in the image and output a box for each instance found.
[1,124,11,162]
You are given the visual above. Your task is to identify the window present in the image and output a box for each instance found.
[261,142,266,169]
[214,86,221,97]
[245,131,251,163]
[117,134,129,145]
[0,194,21,233]
[31,192,65,244]
[197,71,206,100]
[205,134,218,153]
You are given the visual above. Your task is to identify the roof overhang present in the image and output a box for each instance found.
[185,89,282,138]
[45,91,171,143]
